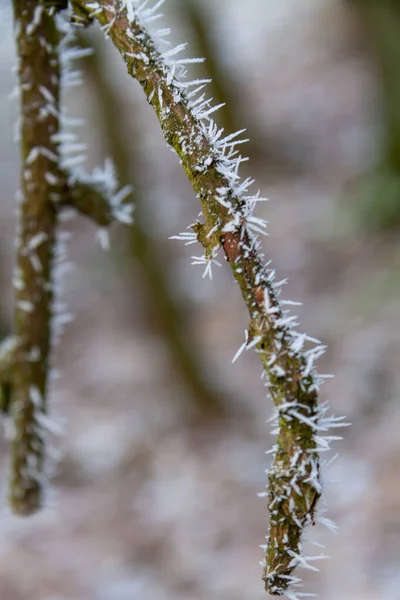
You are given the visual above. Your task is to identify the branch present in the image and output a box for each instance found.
[70,1,342,594]
[60,165,133,227]
[348,0,400,230]
[10,0,63,515]
[8,1,132,515]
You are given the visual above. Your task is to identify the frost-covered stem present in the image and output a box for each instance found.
[7,1,132,515]
[62,178,115,225]
[10,0,62,515]
[72,1,323,593]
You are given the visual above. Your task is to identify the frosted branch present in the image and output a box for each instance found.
[69,0,339,594]
[65,179,114,224]
[9,0,62,515]
[7,0,132,515]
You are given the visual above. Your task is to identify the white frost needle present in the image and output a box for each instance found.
[191,254,221,279]
[162,43,187,58]
[170,231,198,245]
[174,57,205,65]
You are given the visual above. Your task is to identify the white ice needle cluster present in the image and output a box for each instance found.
[73,1,348,597]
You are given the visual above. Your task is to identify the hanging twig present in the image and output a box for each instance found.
[68,1,346,595]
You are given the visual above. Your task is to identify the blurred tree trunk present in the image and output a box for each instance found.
[78,31,246,424]
[174,0,292,172]
[351,0,400,168]
[174,0,240,137]
[349,0,400,228]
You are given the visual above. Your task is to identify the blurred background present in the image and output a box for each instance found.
[1,0,400,598]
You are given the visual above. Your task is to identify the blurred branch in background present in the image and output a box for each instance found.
[174,0,240,139]
[349,0,400,230]
[78,30,244,424]
[4,0,132,515]
[174,0,293,173]
[8,0,62,515]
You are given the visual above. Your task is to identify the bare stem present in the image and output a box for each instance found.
[62,178,114,225]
